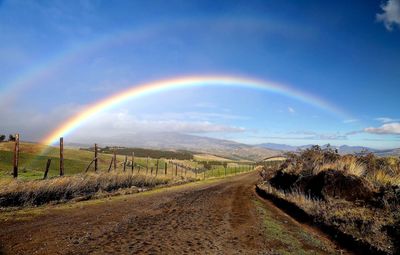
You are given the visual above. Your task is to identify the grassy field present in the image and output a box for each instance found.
[0,142,185,180]
[193,153,232,161]
[0,140,255,208]
[0,141,255,180]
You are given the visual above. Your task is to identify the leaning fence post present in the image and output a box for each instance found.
[43,158,51,179]
[59,137,64,176]
[94,143,98,172]
[85,158,96,173]
[12,133,19,178]
[108,156,113,172]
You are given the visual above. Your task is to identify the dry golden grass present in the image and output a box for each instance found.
[0,172,174,207]
[259,183,322,214]
[261,147,400,254]
[315,156,366,177]
[367,170,400,186]
[258,183,397,254]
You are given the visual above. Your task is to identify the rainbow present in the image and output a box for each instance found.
[0,25,161,105]
[41,75,348,145]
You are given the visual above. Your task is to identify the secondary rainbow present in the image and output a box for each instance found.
[41,75,347,145]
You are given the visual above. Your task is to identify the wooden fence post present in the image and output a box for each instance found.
[131,152,134,173]
[146,157,149,175]
[108,157,113,172]
[123,155,127,172]
[164,162,167,175]
[113,149,117,171]
[85,158,96,173]
[156,159,159,176]
[12,133,19,178]
[59,137,64,176]
[94,143,98,172]
[43,158,51,179]
[175,164,178,176]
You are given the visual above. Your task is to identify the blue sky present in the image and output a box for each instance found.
[0,0,400,149]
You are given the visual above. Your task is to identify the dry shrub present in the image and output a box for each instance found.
[0,172,172,207]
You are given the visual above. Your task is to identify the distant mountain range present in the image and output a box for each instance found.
[66,132,400,161]
[257,143,400,156]
[68,132,280,161]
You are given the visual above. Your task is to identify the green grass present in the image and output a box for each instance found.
[0,141,254,181]
[203,164,253,178]
[0,142,179,180]
[0,150,183,180]
[253,199,337,255]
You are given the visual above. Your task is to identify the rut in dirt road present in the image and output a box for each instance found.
[0,172,347,254]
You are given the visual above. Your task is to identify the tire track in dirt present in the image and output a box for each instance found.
[0,172,347,254]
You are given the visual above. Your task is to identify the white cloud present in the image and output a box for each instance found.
[375,117,399,123]
[66,111,246,143]
[377,0,400,31]
[0,106,246,144]
[364,122,400,134]
[288,107,295,113]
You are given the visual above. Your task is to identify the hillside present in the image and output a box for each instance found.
[73,132,279,161]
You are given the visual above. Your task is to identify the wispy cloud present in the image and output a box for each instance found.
[375,117,399,123]
[255,131,348,141]
[343,119,359,124]
[139,111,249,121]
[194,102,217,109]
[288,107,295,113]
[364,122,400,135]
[377,0,400,31]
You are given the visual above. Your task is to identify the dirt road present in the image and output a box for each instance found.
[0,172,346,254]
